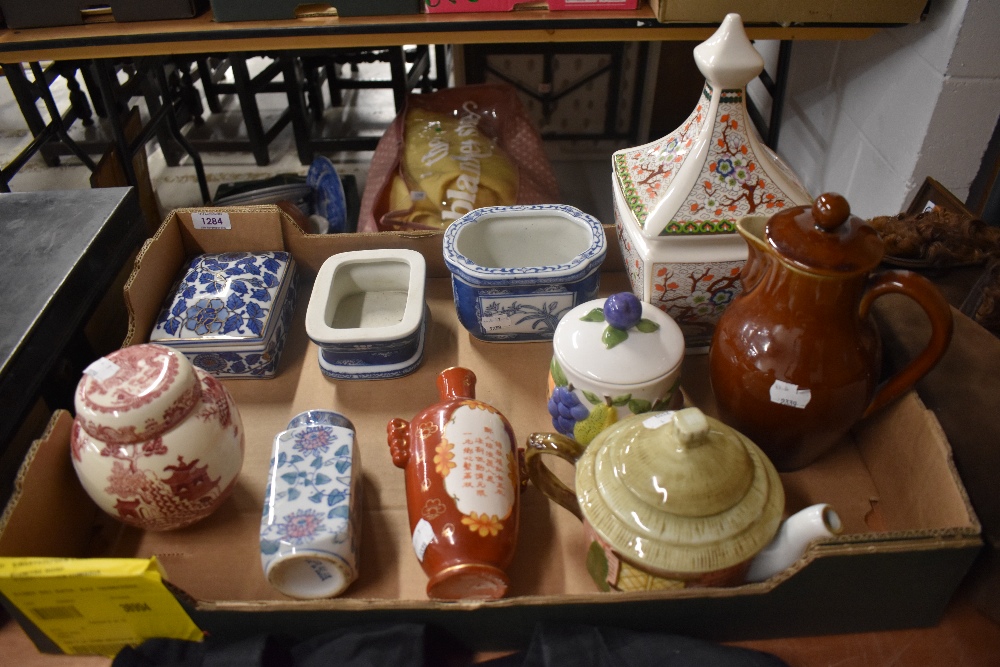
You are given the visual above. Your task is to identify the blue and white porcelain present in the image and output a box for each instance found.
[260,410,362,599]
[442,204,607,342]
[305,249,427,380]
[307,155,348,234]
[150,251,298,378]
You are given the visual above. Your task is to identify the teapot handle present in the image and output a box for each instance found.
[859,270,953,417]
[524,433,586,521]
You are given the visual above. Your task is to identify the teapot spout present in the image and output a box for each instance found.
[745,504,842,583]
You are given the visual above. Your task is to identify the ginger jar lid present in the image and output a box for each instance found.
[765,192,884,275]
[552,293,684,387]
[576,407,784,576]
[74,344,202,444]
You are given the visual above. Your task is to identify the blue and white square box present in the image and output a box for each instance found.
[260,410,362,599]
[150,251,298,378]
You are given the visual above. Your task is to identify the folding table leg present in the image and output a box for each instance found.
[4,63,61,167]
[281,57,314,166]
[231,56,272,166]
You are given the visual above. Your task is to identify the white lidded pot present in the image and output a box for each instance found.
[612,13,811,350]
[546,292,685,447]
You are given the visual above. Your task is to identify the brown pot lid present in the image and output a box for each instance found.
[765,192,884,274]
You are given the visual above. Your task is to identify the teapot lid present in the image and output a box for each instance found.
[74,344,202,444]
[765,193,883,274]
[576,408,784,576]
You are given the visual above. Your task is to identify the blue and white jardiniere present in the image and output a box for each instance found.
[260,410,362,599]
[443,204,607,342]
[306,249,427,380]
[150,251,298,378]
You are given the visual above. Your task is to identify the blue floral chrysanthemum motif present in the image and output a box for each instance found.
[716,158,735,177]
[294,426,336,456]
[193,353,227,373]
[185,298,231,335]
[277,508,326,544]
[151,251,297,378]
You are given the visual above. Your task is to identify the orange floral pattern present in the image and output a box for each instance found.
[434,438,457,477]
[461,511,504,537]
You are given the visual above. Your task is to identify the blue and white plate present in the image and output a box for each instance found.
[307,156,348,234]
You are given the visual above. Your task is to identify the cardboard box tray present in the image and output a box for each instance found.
[0,207,981,652]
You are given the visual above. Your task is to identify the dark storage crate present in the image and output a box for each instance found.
[209,0,419,21]
[0,0,206,29]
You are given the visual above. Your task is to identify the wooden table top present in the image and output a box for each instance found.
[0,9,880,62]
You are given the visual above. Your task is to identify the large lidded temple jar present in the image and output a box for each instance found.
[612,13,811,350]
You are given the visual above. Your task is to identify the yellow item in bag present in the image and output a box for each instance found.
[388,105,519,230]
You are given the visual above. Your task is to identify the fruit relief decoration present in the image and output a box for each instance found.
[548,293,681,446]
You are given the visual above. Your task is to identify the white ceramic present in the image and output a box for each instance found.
[71,344,245,531]
[547,293,685,446]
[260,410,362,599]
[306,249,427,380]
[745,503,844,583]
[612,13,811,350]
[150,251,298,378]
[443,204,607,342]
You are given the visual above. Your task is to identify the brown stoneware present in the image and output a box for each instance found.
[710,193,954,470]
[387,367,521,600]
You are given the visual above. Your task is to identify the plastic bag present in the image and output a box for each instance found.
[359,84,560,233]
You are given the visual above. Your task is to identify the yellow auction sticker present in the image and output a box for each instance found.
[0,557,203,657]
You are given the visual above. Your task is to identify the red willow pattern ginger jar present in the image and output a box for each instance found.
[387,367,522,600]
[71,344,245,531]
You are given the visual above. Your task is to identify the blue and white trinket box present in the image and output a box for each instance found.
[305,249,427,380]
[150,251,298,378]
[443,204,607,342]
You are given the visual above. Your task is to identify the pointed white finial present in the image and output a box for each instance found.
[693,13,765,89]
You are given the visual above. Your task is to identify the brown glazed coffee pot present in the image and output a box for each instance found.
[709,193,953,471]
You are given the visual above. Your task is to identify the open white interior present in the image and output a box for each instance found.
[305,249,425,344]
[456,212,593,269]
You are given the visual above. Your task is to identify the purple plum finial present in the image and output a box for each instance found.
[579,292,660,349]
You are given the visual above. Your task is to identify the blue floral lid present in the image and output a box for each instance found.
[150,251,295,347]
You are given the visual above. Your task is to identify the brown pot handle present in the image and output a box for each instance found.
[524,433,586,521]
[859,269,954,417]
